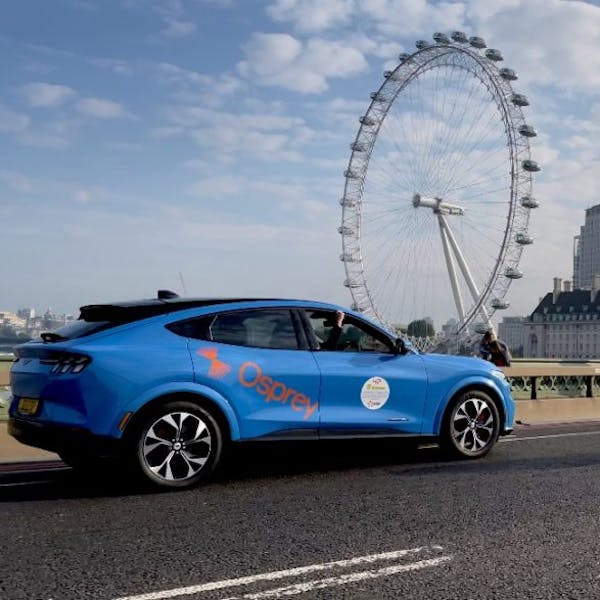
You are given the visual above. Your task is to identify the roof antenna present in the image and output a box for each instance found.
[158,290,179,299]
[179,271,188,296]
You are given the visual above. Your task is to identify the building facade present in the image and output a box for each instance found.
[498,316,526,357]
[523,277,600,359]
[573,203,600,290]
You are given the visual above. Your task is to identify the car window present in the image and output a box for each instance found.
[168,309,300,350]
[305,310,393,353]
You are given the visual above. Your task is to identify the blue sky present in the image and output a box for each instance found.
[1,0,600,330]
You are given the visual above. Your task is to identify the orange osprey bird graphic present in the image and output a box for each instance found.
[197,347,232,378]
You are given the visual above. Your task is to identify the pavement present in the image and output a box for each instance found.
[0,422,58,463]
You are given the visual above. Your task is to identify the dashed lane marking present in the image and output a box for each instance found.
[113,546,451,600]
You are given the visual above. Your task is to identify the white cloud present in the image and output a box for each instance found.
[238,33,368,93]
[0,170,34,193]
[164,104,305,130]
[21,82,76,107]
[17,120,72,149]
[161,19,197,37]
[72,189,92,204]
[90,58,134,76]
[189,126,295,158]
[0,104,30,132]
[75,97,130,118]
[267,0,357,32]
[472,0,600,91]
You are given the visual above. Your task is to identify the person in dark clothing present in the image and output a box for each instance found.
[480,330,511,367]
[320,310,345,350]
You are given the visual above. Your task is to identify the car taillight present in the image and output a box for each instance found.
[49,355,91,375]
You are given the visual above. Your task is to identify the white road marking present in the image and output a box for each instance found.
[220,556,452,599]
[500,430,600,443]
[113,546,449,600]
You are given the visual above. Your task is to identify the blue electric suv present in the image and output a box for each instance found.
[9,291,515,489]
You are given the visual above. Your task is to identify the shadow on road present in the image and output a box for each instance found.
[2,434,600,502]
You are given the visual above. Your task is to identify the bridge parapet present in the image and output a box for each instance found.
[2,356,600,421]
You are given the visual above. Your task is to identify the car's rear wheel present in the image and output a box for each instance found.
[440,390,500,459]
[132,400,223,489]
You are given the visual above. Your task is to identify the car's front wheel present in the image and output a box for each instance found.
[440,391,500,459]
[132,401,223,489]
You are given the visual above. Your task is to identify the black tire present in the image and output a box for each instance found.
[440,390,500,459]
[130,400,223,489]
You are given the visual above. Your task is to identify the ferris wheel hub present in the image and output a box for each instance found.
[412,193,464,215]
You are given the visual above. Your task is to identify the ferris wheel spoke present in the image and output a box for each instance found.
[341,33,538,340]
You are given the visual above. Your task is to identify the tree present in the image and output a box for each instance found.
[407,319,434,338]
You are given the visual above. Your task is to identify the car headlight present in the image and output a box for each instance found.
[491,369,507,381]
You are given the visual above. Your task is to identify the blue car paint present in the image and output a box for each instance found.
[311,351,428,434]
[420,353,515,434]
[188,340,321,439]
[9,298,515,454]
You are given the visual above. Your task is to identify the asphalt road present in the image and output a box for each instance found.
[2,423,600,600]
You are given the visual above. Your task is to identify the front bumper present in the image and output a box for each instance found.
[8,417,122,458]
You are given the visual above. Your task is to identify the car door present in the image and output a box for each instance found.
[301,309,428,435]
[171,307,320,440]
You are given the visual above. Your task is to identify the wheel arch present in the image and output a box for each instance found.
[434,381,506,436]
[121,388,240,444]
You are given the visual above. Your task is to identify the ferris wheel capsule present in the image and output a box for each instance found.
[515,232,534,245]
[344,279,361,289]
[472,322,490,334]
[433,32,450,44]
[522,159,541,172]
[398,52,411,62]
[511,93,530,106]
[370,91,385,103]
[338,226,354,236]
[469,36,486,49]
[491,298,510,309]
[520,195,539,208]
[505,267,524,279]
[499,68,518,81]
[519,125,537,137]
[359,115,378,126]
[451,31,469,43]
[485,49,503,61]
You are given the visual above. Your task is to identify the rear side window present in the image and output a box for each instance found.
[167,309,300,350]
[45,319,113,340]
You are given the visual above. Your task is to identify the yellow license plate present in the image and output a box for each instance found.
[17,397,39,416]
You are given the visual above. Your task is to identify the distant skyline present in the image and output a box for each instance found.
[2,0,600,326]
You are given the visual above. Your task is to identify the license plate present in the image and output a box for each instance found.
[17,397,39,416]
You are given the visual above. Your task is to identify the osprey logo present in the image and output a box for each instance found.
[197,347,231,378]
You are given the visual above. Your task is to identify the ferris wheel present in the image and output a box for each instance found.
[339,31,540,347]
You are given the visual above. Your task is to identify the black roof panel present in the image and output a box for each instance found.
[79,297,285,322]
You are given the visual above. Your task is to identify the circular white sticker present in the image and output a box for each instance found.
[360,376,390,410]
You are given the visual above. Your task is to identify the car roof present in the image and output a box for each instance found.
[78,294,341,323]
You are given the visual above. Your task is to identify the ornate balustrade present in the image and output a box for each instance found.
[504,362,600,400]
[2,356,600,419]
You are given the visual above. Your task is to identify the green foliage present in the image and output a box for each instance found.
[407,319,434,338]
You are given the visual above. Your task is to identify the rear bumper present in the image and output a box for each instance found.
[8,417,122,458]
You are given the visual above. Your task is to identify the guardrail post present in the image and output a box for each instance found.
[587,376,593,398]
[531,377,537,400]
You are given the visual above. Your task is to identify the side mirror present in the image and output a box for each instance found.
[395,338,407,355]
